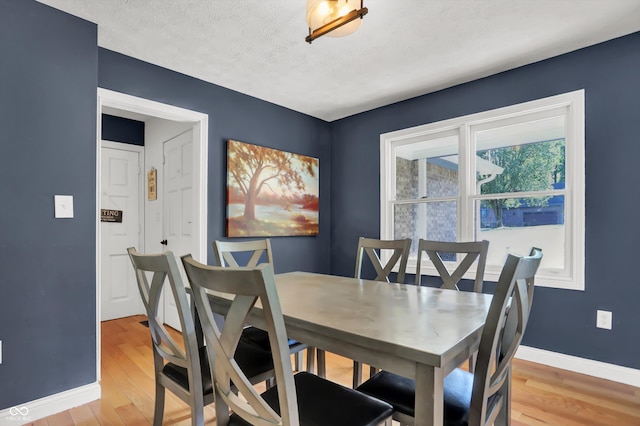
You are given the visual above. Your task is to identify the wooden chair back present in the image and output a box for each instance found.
[354,237,412,283]
[214,239,273,268]
[213,238,311,373]
[181,255,299,426]
[470,247,542,426]
[415,239,489,291]
[127,247,206,424]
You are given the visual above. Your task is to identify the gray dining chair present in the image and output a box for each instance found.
[348,237,412,387]
[415,239,489,371]
[213,239,317,374]
[127,247,275,426]
[214,239,274,268]
[355,237,412,284]
[415,239,489,291]
[356,247,542,426]
[181,255,394,426]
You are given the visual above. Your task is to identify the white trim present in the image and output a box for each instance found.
[0,383,100,425]
[516,345,640,388]
[96,88,209,383]
[100,139,144,153]
[94,100,102,383]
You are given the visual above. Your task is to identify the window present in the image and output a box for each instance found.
[380,90,585,290]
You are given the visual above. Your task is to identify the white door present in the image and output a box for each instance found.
[162,130,194,330]
[100,144,143,321]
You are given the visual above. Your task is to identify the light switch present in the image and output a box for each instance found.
[54,195,74,218]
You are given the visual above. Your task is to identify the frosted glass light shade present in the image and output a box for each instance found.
[305,0,367,43]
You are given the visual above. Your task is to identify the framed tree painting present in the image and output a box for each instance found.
[226,140,319,237]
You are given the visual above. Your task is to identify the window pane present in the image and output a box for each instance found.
[394,201,457,258]
[395,135,459,200]
[476,196,565,269]
[475,116,566,196]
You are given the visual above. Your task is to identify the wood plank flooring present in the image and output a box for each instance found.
[25,315,640,425]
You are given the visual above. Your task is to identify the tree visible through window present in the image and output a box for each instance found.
[478,139,565,228]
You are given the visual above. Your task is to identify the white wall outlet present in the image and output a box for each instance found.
[0,340,3,364]
[596,310,612,330]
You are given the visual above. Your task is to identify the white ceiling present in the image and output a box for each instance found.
[37,0,640,122]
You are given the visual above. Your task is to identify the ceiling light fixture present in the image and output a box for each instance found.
[305,0,368,44]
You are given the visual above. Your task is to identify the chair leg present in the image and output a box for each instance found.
[215,388,231,425]
[369,365,379,378]
[353,360,363,388]
[191,398,204,426]
[153,382,165,426]
[496,368,512,425]
[305,347,316,374]
[468,352,477,373]
[294,351,303,372]
[506,368,512,424]
[317,348,326,378]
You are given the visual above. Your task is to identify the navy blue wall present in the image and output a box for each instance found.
[98,49,332,273]
[102,114,145,146]
[0,0,97,408]
[330,32,640,368]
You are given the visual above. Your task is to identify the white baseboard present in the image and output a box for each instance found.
[517,345,640,387]
[0,382,100,425]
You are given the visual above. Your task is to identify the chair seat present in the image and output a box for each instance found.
[356,369,474,426]
[228,371,393,426]
[241,325,302,349]
[163,341,274,396]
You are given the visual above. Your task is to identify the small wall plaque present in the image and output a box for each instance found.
[101,209,123,223]
[148,167,157,201]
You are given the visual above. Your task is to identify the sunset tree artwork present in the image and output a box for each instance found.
[227,140,319,237]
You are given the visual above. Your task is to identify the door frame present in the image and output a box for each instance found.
[96,88,209,381]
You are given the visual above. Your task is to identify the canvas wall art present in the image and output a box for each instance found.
[227,140,319,237]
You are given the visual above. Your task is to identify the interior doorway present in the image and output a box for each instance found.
[96,88,209,381]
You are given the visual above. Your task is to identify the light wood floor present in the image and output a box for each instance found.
[26,315,640,425]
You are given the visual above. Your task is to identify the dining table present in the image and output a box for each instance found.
[202,271,493,426]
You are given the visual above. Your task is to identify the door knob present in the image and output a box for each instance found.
[160,239,168,245]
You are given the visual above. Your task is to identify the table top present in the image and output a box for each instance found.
[199,271,492,426]
[271,272,492,368]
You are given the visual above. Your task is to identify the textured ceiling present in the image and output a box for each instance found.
[37,0,640,121]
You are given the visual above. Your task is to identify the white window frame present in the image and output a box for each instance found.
[380,90,585,290]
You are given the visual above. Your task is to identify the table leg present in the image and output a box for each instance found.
[414,363,444,426]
